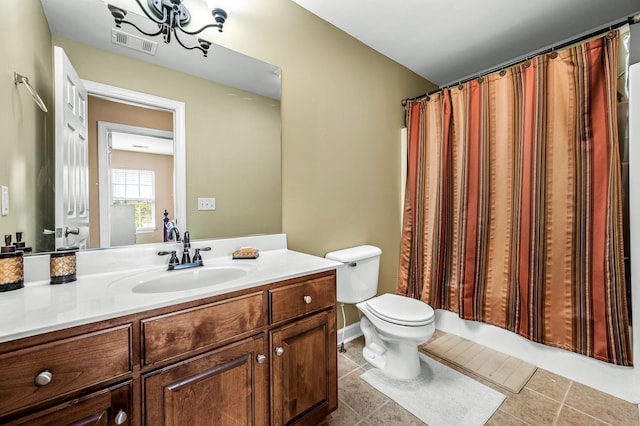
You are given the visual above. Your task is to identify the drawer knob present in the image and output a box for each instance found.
[114,409,128,425]
[275,346,285,356]
[256,354,266,364]
[303,295,312,304]
[34,370,52,386]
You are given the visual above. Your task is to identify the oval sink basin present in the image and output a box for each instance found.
[110,264,256,294]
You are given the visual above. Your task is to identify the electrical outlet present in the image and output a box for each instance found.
[1,186,8,216]
[197,197,216,211]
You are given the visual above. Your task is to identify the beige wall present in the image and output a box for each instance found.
[212,0,436,327]
[0,0,53,252]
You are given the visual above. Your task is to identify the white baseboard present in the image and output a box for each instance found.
[337,320,363,345]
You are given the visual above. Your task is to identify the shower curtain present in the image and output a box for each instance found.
[399,31,632,366]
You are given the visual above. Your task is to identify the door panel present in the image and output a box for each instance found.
[54,46,89,249]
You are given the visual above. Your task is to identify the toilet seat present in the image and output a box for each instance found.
[365,294,434,327]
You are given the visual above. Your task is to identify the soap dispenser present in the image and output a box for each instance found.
[50,247,78,285]
[0,234,24,292]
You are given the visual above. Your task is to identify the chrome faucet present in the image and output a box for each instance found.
[165,221,181,242]
[158,229,211,270]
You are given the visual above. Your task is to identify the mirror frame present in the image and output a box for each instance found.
[83,79,187,240]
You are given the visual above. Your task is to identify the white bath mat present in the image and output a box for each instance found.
[360,354,506,426]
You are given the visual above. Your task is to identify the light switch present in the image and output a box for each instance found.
[197,197,216,211]
[1,186,8,216]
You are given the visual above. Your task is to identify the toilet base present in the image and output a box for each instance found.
[360,316,424,380]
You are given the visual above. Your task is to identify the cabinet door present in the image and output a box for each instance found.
[7,381,131,426]
[143,335,267,426]
[270,311,337,426]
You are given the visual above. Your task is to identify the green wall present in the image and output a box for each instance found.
[0,0,53,252]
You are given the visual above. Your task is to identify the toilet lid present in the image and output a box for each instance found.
[365,294,434,326]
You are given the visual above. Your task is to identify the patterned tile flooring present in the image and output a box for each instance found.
[322,331,639,426]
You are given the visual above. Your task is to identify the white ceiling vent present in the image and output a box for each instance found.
[111,29,158,56]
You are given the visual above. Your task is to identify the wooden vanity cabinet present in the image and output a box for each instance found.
[140,271,338,426]
[0,270,337,426]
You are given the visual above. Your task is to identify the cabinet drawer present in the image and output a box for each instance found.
[0,325,132,417]
[142,291,266,365]
[270,275,336,324]
[6,380,131,426]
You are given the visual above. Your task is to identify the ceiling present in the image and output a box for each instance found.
[291,0,640,86]
[40,0,281,99]
[41,0,640,92]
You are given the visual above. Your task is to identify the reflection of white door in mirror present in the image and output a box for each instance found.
[82,80,187,247]
[54,46,89,250]
[98,122,174,248]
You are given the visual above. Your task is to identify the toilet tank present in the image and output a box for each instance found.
[325,245,382,304]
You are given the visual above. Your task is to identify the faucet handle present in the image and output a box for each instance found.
[192,247,210,263]
[193,248,202,262]
[158,250,180,266]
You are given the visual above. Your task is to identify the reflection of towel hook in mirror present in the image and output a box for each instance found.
[14,72,48,113]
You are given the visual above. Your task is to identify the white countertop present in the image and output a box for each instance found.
[0,234,340,343]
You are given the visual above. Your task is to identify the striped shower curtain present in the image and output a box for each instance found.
[399,31,632,366]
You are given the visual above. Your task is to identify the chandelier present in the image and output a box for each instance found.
[107,0,228,57]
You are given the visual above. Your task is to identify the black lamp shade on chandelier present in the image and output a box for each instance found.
[107,0,229,57]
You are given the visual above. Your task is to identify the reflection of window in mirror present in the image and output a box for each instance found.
[112,168,156,233]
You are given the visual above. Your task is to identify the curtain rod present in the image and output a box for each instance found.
[401,14,638,106]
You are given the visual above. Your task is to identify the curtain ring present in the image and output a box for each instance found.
[549,51,558,59]
[477,77,484,83]
[458,84,464,90]
[606,30,615,39]
[426,95,431,101]
[523,60,531,68]
[499,69,507,77]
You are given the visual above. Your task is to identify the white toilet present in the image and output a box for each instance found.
[325,245,435,380]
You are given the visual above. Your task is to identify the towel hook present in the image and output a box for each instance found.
[14,72,48,113]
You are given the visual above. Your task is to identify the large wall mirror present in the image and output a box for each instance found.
[3,0,282,255]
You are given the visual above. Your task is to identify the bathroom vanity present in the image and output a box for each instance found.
[0,235,339,425]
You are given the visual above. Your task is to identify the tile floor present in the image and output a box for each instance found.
[323,330,639,426]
